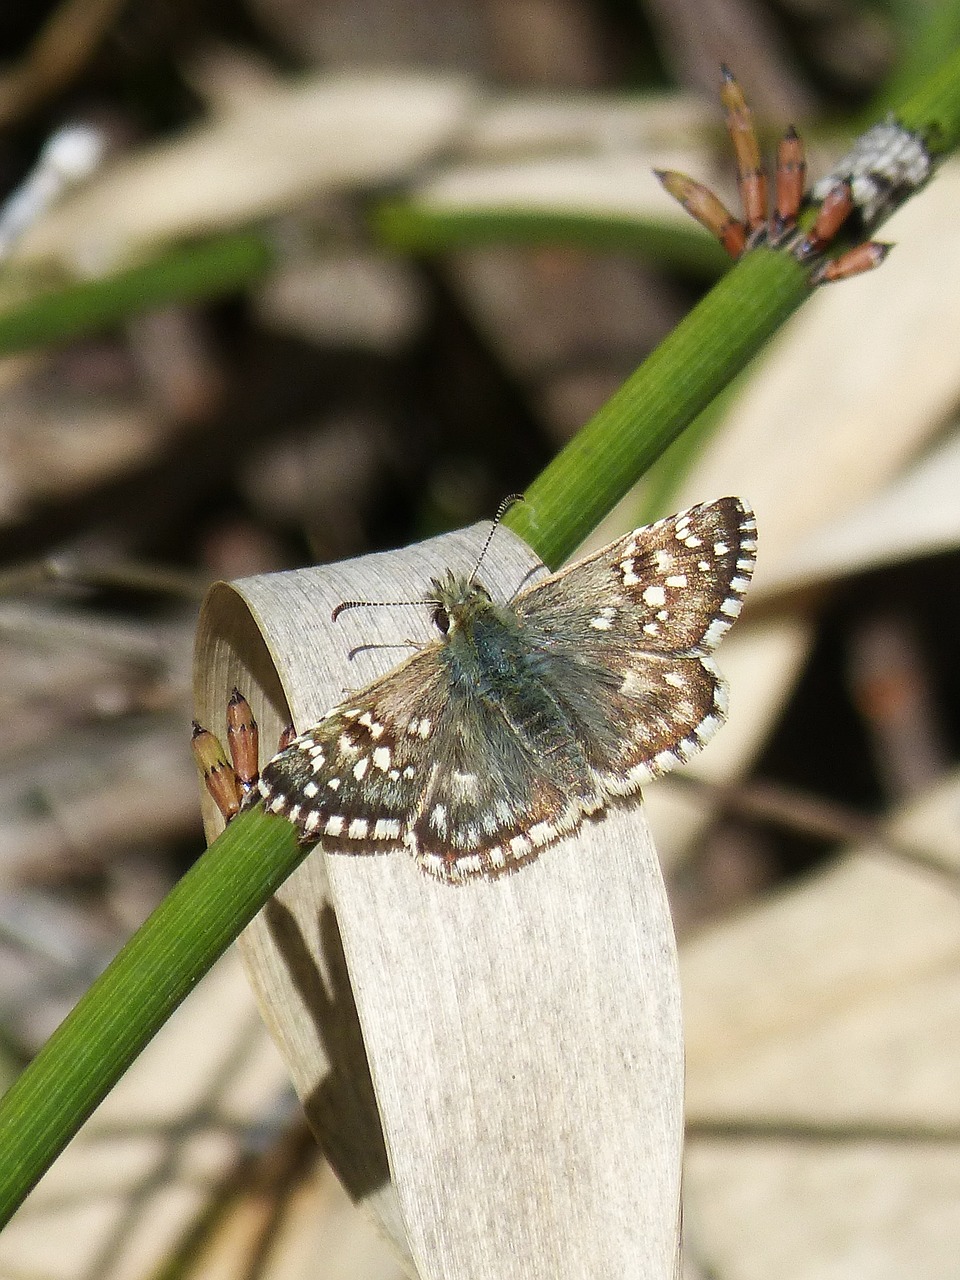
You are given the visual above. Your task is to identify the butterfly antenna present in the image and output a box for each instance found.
[467,493,524,585]
[332,597,438,623]
[332,496,525,620]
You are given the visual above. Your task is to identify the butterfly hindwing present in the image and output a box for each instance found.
[407,689,594,881]
[255,641,585,882]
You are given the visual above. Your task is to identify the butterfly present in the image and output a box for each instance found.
[250,498,756,882]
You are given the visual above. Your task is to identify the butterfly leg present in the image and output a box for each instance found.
[655,66,892,285]
[192,687,294,824]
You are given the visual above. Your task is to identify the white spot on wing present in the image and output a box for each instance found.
[359,711,385,738]
[373,818,402,840]
[529,821,557,846]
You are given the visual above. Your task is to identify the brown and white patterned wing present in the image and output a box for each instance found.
[254,640,591,883]
[515,497,756,792]
[253,646,449,851]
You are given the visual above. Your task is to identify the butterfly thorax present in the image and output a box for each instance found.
[427,570,593,792]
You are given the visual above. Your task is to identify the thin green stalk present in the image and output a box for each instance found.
[897,43,960,148]
[0,231,274,355]
[371,202,729,278]
[869,5,960,123]
[0,809,301,1225]
[504,248,806,566]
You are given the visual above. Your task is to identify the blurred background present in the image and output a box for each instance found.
[0,1,959,1277]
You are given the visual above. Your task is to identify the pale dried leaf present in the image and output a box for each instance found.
[14,71,479,272]
[461,92,711,156]
[194,522,684,1279]
[762,427,960,595]
[682,774,960,1278]
[413,148,708,225]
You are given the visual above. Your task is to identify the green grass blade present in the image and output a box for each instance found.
[0,232,273,356]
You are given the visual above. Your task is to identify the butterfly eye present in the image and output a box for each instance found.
[432,606,450,634]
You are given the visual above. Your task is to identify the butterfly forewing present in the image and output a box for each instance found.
[253,497,756,881]
[516,498,756,655]
[255,646,448,848]
[514,498,756,794]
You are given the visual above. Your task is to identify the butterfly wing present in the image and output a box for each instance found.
[253,639,584,883]
[405,687,594,882]
[515,497,756,794]
[254,645,449,851]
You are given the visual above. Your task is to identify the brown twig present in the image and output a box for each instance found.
[0,0,128,126]
[667,772,960,890]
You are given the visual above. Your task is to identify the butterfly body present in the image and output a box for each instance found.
[252,498,757,882]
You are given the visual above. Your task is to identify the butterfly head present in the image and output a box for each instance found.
[427,569,493,637]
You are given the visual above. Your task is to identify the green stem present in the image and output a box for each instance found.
[897,43,960,149]
[371,202,729,278]
[0,810,301,1226]
[0,232,274,355]
[505,248,807,566]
